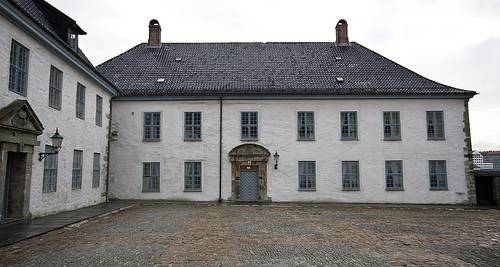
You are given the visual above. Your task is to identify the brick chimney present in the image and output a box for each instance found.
[335,19,349,45]
[148,19,161,47]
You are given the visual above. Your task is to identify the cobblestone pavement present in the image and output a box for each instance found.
[0,203,499,266]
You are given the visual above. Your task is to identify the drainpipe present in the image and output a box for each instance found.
[218,97,223,202]
[105,98,113,202]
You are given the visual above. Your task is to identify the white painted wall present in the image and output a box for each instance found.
[110,98,470,204]
[0,14,112,217]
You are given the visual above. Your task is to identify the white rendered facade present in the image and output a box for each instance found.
[109,98,472,204]
[0,10,115,218]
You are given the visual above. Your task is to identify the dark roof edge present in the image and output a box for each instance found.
[113,94,475,101]
[352,42,477,95]
[1,1,118,96]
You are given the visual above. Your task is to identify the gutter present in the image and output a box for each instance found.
[105,98,113,202]
[218,97,223,202]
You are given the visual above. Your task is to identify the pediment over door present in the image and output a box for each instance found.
[0,100,44,136]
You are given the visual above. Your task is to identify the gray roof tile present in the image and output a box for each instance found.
[97,42,476,97]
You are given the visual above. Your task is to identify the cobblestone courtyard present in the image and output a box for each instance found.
[0,203,499,266]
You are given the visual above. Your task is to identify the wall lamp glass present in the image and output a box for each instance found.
[273,151,280,169]
[38,128,63,161]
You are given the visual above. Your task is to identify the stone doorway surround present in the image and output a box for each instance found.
[229,144,271,201]
[0,100,44,220]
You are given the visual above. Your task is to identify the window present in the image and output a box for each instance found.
[76,83,86,119]
[42,145,58,193]
[341,111,357,140]
[72,150,83,190]
[427,111,445,139]
[143,162,160,192]
[184,162,202,191]
[385,160,403,190]
[92,153,100,188]
[297,112,315,140]
[8,40,29,96]
[95,95,103,126]
[241,112,258,140]
[383,111,401,140]
[184,112,201,141]
[49,66,63,110]
[298,161,316,191]
[429,160,447,190]
[144,112,161,141]
[342,161,360,190]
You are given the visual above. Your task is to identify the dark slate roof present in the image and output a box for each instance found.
[97,42,476,97]
[8,0,92,66]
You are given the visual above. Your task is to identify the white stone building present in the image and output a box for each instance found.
[0,0,479,222]
[0,0,117,220]
[97,19,477,205]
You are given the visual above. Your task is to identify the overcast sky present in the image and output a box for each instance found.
[48,0,500,151]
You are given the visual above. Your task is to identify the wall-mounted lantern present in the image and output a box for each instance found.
[38,128,63,161]
[273,151,280,169]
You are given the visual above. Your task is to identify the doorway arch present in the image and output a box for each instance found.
[229,144,271,201]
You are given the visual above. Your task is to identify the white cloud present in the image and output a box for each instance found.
[47,0,500,150]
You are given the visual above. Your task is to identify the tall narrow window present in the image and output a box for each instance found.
[298,161,316,191]
[184,162,202,191]
[72,150,83,190]
[341,111,357,140]
[76,83,86,119]
[385,160,403,190]
[184,112,201,141]
[427,111,445,139]
[383,111,401,140]
[429,160,447,190]
[8,40,29,96]
[342,161,360,190]
[95,95,103,126]
[241,112,258,140]
[297,112,315,140]
[49,66,63,110]
[42,145,58,193]
[143,162,160,192]
[92,153,101,188]
[144,112,161,141]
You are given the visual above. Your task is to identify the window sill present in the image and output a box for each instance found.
[184,189,202,192]
[428,138,446,141]
[386,188,404,191]
[298,188,316,192]
[184,139,202,142]
[342,188,360,191]
[241,138,259,142]
[95,123,102,127]
[384,138,401,141]
[71,188,81,191]
[142,191,160,193]
[429,188,448,191]
[9,89,27,97]
[341,138,358,141]
[297,138,315,141]
[48,105,61,111]
[143,139,161,142]
[76,116,85,121]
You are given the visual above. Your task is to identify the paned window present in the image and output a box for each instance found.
[8,40,29,95]
[297,112,315,140]
[341,111,357,140]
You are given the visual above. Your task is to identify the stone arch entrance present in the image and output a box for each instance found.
[229,144,271,201]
